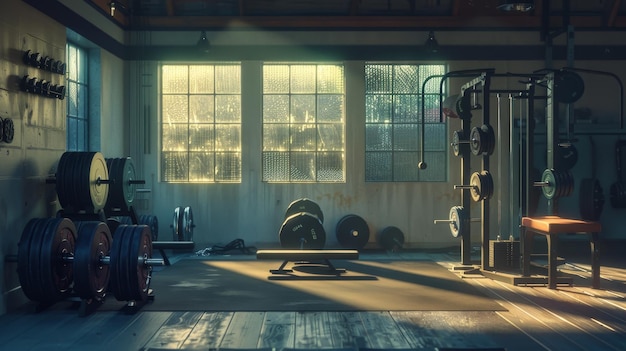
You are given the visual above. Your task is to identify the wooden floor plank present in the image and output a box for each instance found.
[326,311,369,349]
[294,311,334,349]
[220,311,265,348]
[181,311,233,349]
[143,311,203,349]
[72,311,151,350]
[0,310,76,350]
[358,311,412,349]
[258,311,296,349]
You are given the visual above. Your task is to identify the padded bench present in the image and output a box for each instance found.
[521,216,601,289]
[256,249,359,274]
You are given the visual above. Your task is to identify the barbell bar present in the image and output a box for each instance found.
[434,205,479,238]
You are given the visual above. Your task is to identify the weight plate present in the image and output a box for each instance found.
[449,206,468,238]
[88,152,109,211]
[285,198,324,223]
[541,169,558,199]
[172,206,183,241]
[452,130,468,157]
[105,157,137,212]
[109,224,129,301]
[554,71,585,104]
[555,144,578,171]
[455,94,472,120]
[610,181,626,208]
[74,221,112,301]
[378,226,405,251]
[470,171,493,202]
[183,206,194,241]
[279,212,326,249]
[469,126,483,156]
[17,218,49,302]
[579,178,604,221]
[481,124,495,156]
[139,215,159,242]
[106,217,122,238]
[40,218,76,302]
[335,214,370,249]
[128,225,153,302]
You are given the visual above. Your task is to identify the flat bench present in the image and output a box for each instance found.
[256,249,359,274]
[521,216,601,289]
[153,241,195,266]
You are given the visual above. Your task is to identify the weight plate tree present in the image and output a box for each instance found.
[73,221,112,301]
[109,224,155,302]
[279,212,326,249]
[284,198,324,223]
[55,152,110,213]
[335,214,370,249]
[378,226,405,251]
[17,217,77,304]
[105,157,139,213]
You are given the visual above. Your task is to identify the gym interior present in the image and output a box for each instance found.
[1,1,625,350]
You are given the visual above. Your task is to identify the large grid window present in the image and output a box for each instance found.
[262,64,345,183]
[365,64,447,182]
[161,64,242,183]
[66,42,88,151]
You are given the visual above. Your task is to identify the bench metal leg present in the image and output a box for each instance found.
[269,260,293,274]
[591,232,600,289]
[522,228,533,277]
[547,235,558,289]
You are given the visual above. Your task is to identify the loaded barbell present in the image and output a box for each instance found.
[279,198,326,249]
[454,170,494,202]
[8,217,163,306]
[533,168,575,200]
[434,205,480,238]
[171,206,195,241]
[450,125,495,157]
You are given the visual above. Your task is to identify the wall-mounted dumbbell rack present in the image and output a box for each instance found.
[21,50,66,100]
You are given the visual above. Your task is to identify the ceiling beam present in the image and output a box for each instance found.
[125,14,614,30]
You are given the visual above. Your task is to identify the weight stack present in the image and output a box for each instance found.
[489,240,520,270]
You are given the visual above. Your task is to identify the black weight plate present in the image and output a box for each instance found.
[285,198,324,223]
[128,225,153,301]
[469,127,483,156]
[105,157,137,213]
[378,226,405,251]
[74,221,112,301]
[139,215,159,242]
[554,71,585,104]
[109,224,129,301]
[17,218,49,302]
[579,178,604,221]
[610,181,626,208]
[183,207,194,241]
[335,214,370,249]
[279,212,326,249]
[449,206,468,238]
[172,206,183,241]
[39,218,76,303]
[555,144,578,171]
[481,124,495,156]
[455,94,472,120]
[107,218,122,238]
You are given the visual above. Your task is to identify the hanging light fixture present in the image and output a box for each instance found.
[497,0,534,13]
[197,31,211,53]
[109,1,117,16]
[424,31,439,53]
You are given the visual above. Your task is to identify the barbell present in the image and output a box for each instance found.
[434,205,480,238]
[172,206,195,241]
[450,125,495,157]
[279,198,326,249]
[10,217,163,305]
[454,170,494,202]
[533,168,574,200]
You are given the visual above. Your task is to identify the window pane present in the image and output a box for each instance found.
[365,152,392,181]
[162,152,188,182]
[394,65,418,93]
[189,124,214,151]
[215,65,241,94]
[215,95,241,123]
[290,152,315,181]
[317,95,343,122]
[365,65,392,93]
[365,124,392,151]
[317,152,343,182]
[189,66,214,94]
[189,152,214,182]
[163,95,189,123]
[263,65,290,93]
[290,124,317,151]
[215,152,241,181]
[317,65,344,93]
[317,124,343,151]
[290,95,316,123]
[68,82,78,116]
[393,94,419,123]
[263,152,290,181]
[189,95,214,123]
[393,124,418,151]
[162,124,188,151]
[290,65,316,93]
[215,124,240,151]
[263,124,289,151]
[263,95,290,123]
[162,66,188,94]
[365,95,392,123]
[393,152,420,181]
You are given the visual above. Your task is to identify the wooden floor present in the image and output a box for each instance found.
[1,246,625,351]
